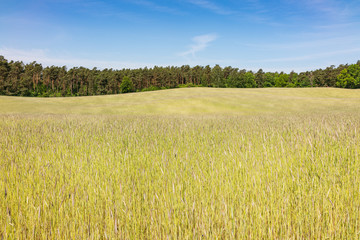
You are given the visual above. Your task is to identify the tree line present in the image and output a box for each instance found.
[0,55,359,97]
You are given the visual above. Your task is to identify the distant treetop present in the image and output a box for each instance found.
[0,56,359,97]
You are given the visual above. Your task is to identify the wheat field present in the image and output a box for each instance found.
[1,88,360,239]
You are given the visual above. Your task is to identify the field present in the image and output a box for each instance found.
[1,88,360,239]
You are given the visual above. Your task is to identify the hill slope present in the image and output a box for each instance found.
[2,87,360,238]
[1,87,359,115]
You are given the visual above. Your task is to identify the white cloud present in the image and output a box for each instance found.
[131,0,182,14]
[301,0,353,20]
[180,34,217,58]
[243,35,360,51]
[1,48,49,63]
[187,0,234,15]
[249,48,360,63]
[0,47,152,69]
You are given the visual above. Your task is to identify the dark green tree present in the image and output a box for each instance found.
[255,69,265,87]
[0,56,10,95]
[298,72,311,87]
[6,61,24,95]
[225,68,240,88]
[274,73,289,87]
[263,72,275,87]
[0,56,359,96]
[120,76,134,93]
[336,64,360,89]
[211,64,225,88]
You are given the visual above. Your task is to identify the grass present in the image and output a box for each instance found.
[1,88,360,239]
[1,87,360,115]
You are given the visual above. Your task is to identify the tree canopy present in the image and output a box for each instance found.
[0,56,359,97]
[336,64,360,89]
[120,76,134,93]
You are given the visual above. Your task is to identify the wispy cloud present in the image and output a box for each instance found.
[315,21,360,29]
[243,35,360,51]
[187,0,234,15]
[301,0,354,21]
[127,0,182,15]
[250,47,360,63]
[180,34,217,58]
[71,0,144,21]
[0,47,152,69]
[1,48,49,63]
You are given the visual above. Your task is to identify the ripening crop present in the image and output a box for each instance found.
[1,88,360,239]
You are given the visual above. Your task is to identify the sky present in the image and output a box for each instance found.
[0,0,360,72]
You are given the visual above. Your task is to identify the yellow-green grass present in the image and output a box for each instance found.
[1,87,360,115]
[1,88,360,239]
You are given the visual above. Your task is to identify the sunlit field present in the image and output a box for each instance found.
[1,87,360,116]
[1,88,360,239]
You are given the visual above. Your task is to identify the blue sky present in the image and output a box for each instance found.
[1,0,360,72]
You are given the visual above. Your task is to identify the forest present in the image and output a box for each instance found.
[0,55,359,97]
